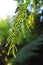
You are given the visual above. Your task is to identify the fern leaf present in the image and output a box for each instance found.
[12,34,43,64]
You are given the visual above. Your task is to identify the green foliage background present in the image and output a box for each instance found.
[0,0,43,65]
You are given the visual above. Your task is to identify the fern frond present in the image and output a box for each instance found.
[12,34,43,64]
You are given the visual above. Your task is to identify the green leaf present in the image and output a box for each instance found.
[12,34,43,64]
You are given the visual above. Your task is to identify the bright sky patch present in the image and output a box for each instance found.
[0,0,17,19]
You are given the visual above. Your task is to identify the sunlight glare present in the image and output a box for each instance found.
[0,0,17,19]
